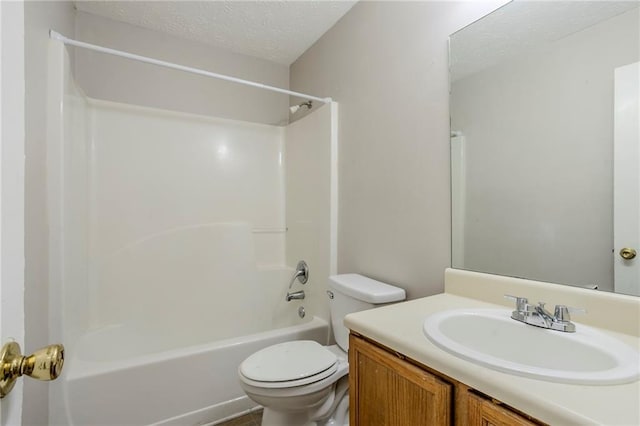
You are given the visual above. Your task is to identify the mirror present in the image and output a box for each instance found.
[449,1,639,296]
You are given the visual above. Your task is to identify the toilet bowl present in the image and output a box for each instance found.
[238,274,406,426]
[239,342,349,425]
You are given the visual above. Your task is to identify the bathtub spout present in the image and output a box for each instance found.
[285,290,305,302]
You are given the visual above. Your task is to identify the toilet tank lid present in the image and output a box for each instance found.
[328,274,406,304]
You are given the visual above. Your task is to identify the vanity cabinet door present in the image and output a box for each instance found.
[467,392,539,426]
[349,335,452,426]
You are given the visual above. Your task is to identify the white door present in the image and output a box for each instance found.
[614,61,640,296]
[0,0,26,423]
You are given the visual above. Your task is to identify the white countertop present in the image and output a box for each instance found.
[344,270,640,426]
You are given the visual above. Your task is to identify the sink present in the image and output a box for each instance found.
[423,309,640,385]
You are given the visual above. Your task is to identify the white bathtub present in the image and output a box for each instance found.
[63,317,329,425]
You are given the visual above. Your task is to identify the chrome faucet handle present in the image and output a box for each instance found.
[504,294,529,312]
[287,261,309,289]
[553,305,586,322]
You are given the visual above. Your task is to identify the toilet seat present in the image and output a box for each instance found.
[239,341,338,389]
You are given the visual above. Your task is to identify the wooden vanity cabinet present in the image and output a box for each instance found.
[349,333,452,425]
[467,392,539,426]
[349,334,545,426]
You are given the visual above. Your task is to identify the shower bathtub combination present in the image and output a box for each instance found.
[47,35,337,425]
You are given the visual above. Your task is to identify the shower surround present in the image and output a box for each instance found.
[47,41,337,424]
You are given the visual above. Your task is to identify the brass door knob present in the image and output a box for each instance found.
[0,342,64,398]
[620,248,637,260]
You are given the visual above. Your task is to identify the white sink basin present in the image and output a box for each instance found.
[423,309,640,385]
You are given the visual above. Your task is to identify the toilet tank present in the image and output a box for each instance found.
[328,274,406,351]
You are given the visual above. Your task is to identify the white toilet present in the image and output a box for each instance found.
[238,274,406,426]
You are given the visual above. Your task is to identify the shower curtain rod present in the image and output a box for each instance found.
[49,30,332,104]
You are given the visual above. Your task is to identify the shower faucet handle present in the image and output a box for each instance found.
[287,261,309,289]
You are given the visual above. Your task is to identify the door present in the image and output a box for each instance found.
[0,0,26,423]
[614,62,639,296]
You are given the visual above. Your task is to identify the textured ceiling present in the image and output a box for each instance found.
[74,1,358,65]
[450,1,640,81]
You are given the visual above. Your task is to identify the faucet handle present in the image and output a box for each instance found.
[504,294,531,312]
[287,260,309,289]
[554,305,586,322]
[504,294,529,312]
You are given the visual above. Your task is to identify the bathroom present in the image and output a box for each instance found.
[0,0,638,425]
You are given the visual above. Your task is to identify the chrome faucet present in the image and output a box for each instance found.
[504,295,586,332]
[288,261,309,289]
[285,290,305,302]
[286,261,309,302]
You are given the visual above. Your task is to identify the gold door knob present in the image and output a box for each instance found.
[0,342,64,398]
[620,248,637,260]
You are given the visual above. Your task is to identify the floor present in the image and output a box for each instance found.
[217,409,263,426]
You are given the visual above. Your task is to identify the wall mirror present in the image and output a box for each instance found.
[449,1,639,296]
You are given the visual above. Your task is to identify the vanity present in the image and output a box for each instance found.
[345,269,640,425]
[349,334,538,426]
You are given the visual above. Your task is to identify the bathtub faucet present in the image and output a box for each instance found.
[288,261,309,289]
[286,290,305,302]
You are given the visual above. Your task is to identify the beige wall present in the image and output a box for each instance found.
[75,11,290,125]
[24,2,75,425]
[290,1,505,299]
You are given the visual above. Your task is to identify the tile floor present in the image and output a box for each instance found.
[217,409,263,426]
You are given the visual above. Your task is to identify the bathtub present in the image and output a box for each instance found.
[63,316,329,425]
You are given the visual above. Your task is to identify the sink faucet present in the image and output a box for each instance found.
[504,295,586,332]
[533,302,555,328]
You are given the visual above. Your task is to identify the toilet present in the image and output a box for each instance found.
[238,274,406,426]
